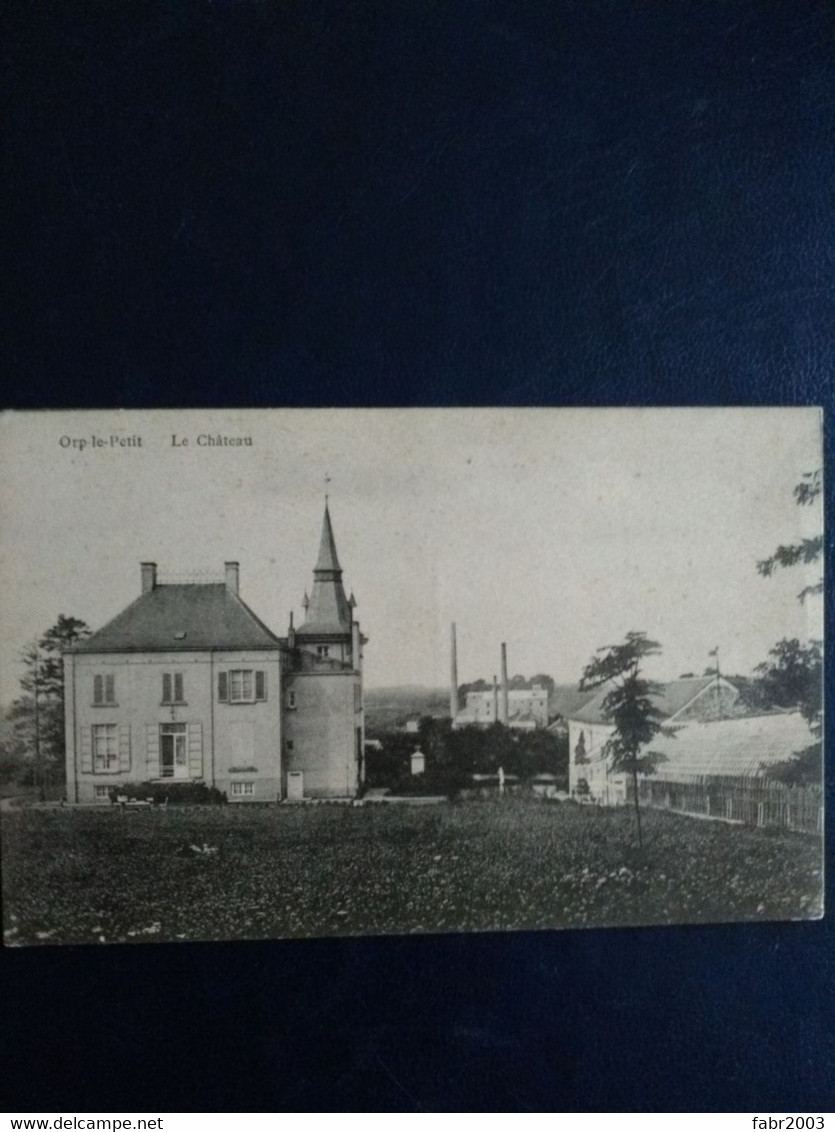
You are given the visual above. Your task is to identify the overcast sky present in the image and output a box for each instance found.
[0,408,822,700]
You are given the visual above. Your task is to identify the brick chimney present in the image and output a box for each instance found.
[140,562,157,594]
[225,561,240,596]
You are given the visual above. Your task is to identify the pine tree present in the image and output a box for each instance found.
[11,615,91,796]
[579,632,669,847]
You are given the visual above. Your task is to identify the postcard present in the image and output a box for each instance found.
[0,407,823,945]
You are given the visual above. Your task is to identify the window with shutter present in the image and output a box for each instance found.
[230,670,253,700]
[187,722,203,778]
[118,724,131,772]
[146,724,160,778]
[93,724,118,771]
[220,669,267,704]
[162,672,185,704]
[93,674,116,705]
[80,726,93,774]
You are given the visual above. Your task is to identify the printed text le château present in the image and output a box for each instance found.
[171,433,253,447]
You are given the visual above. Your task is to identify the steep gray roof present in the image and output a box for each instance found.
[297,502,353,638]
[314,501,342,572]
[549,686,599,719]
[71,584,282,652]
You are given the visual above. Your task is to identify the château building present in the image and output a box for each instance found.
[64,503,366,803]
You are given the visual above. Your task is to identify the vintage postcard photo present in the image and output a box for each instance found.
[0,408,823,946]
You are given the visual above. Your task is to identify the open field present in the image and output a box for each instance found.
[363,684,450,732]
[1,799,822,945]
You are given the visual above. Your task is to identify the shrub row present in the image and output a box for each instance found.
[365,717,569,797]
[107,781,227,805]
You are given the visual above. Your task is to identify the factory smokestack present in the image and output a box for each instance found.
[450,622,459,720]
[500,642,509,724]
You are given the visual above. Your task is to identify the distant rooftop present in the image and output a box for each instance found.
[569,675,735,725]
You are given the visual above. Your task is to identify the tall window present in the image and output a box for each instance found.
[230,669,253,702]
[218,670,266,703]
[93,724,118,772]
[160,723,188,779]
[162,672,185,704]
[93,674,116,705]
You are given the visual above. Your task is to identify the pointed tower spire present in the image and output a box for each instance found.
[315,500,342,575]
[296,500,352,638]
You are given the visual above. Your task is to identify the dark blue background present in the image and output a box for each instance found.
[3,0,833,1111]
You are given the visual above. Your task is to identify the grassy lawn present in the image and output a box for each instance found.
[1,798,822,946]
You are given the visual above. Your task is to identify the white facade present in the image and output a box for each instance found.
[65,648,284,804]
[64,504,366,804]
[454,685,550,729]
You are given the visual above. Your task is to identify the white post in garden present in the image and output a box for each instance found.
[498,765,505,796]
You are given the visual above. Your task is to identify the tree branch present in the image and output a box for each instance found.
[757,536,823,577]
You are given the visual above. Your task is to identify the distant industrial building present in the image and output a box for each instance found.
[449,626,551,730]
[455,685,550,730]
